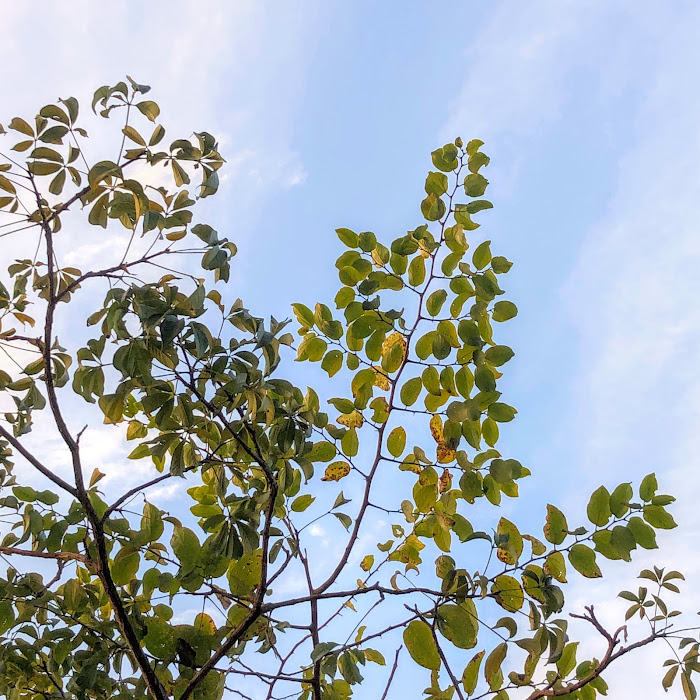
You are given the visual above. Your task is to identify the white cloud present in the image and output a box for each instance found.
[0,1,320,510]
[557,6,700,693]
[442,0,700,695]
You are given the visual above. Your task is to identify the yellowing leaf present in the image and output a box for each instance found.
[403,620,440,670]
[371,366,390,390]
[491,574,524,612]
[194,612,217,635]
[543,504,568,545]
[360,555,374,572]
[438,468,452,493]
[371,249,384,267]
[337,411,364,429]
[382,332,407,356]
[387,427,406,457]
[496,518,523,565]
[436,444,456,464]
[429,414,444,444]
[321,461,352,482]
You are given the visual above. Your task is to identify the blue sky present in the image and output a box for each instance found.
[3,1,700,697]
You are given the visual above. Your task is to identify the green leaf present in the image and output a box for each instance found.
[462,651,485,695]
[338,652,364,685]
[586,486,611,527]
[643,504,677,529]
[484,642,507,690]
[437,602,478,649]
[639,472,658,502]
[387,427,406,457]
[496,518,523,565]
[425,171,449,196]
[556,642,579,677]
[568,544,602,578]
[291,494,315,512]
[308,441,337,462]
[122,124,146,145]
[13,486,38,502]
[9,117,34,136]
[408,255,426,286]
[322,350,343,377]
[492,300,518,322]
[609,482,633,517]
[171,526,200,565]
[484,345,514,366]
[426,289,447,317]
[111,550,140,586]
[544,504,568,545]
[472,241,491,270]
[227,551,262,597]
[491,574,524,612]
[400,377,422,406]
[39,125,68,144]
[610,525,636,561]
[421,193,446,221]
[337,228,358,247]
[475,365,496,392]
[403,619,440,670]
[88,160,122,188]
[311,641,339,663]
[431,144,459,172]
[544,551,567,583]
[464,173,488,197]
[292,303,315,328]
[488,402,516,423]
[136,100,160,122]
[627,516,658,549]
[141,502,164,542]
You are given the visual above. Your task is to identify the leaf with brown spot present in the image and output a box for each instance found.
[438,468,453,493]
[321,461,352,482]
[338,411,364,429]
[437,444,456,464]
[430,414,444,444]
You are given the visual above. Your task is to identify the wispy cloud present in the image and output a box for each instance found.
[443,0,700,694]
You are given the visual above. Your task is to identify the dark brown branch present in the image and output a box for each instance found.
[0,546,89,565]
[102,464,198,522]
[179,384,279,700]
[526,606,666,699]
[29,173,168,700]
[379,646,402,700]
[0,425,78,497]
[261,582,447,614]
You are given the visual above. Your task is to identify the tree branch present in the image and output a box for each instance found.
[0,425,78,497]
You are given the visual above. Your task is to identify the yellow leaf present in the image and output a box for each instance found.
[437,444,456,464]
[436,511,455,530]
[360,555,374,572]
[438,468,452,493]
[337,410,364,429]
[371,249,385,267]
[372,366,390,390]
[429,414,444,444]
[194,612,217,635]
[345,600,356,611]
[382,331,407,356]
[418,240,431,258]
[13,312,35,327]
[321,461,351,482]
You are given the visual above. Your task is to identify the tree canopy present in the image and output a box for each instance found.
[0,78,697,700]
